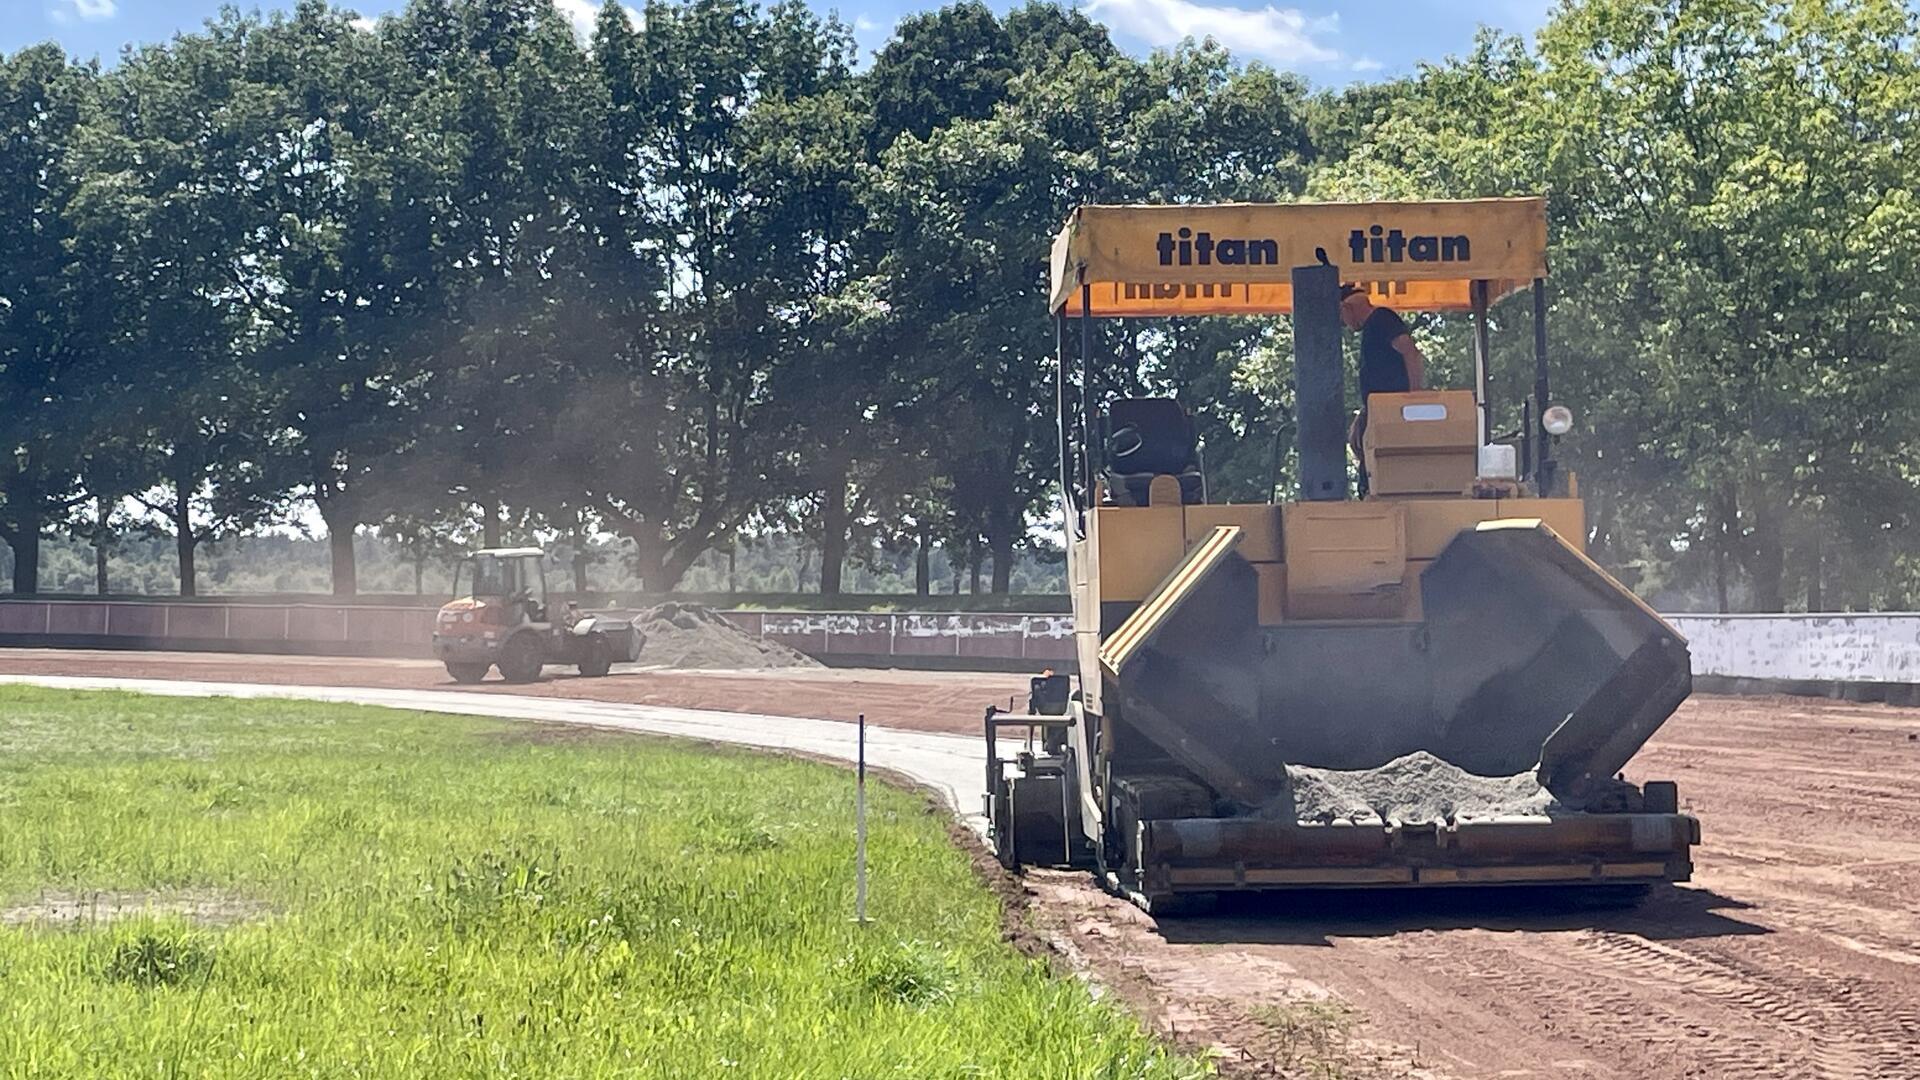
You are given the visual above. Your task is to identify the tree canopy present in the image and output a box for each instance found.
[1,0,1915,611]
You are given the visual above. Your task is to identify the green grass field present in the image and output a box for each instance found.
[0,687,1200,1078]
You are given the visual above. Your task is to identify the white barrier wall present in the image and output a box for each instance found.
[1665,613,1920,685]
[1,598,1918,685]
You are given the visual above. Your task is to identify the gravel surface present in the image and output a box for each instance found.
[630,602,821,670]
[1272,750,1552,823]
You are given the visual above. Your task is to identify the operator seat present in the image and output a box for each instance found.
[1103,398,1205,506]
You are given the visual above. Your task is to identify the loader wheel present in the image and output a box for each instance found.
[576,652,613,678]
[497,635,544,684]
[445,661,491,685]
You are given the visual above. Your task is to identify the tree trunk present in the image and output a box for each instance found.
[1711,492,1735,614]
[987,508,1015,595]
[94,494,111,596]
[9,519,40,595]
[319,499,360,597]
[989,535,1013,594]
[176,529,197,597]
[1587,487,1615,570]
[413,555,425,595]
[620,526,671,594]
[571,514,589,595]
[914,523,931,597]
[819,460,850,597]
[727,546,737,594]
[1805,531,1824,612]
[1746,495,1784,613]
[329,529,357,596]
[1711,524,1731,615]
[968,546,982,595]
[480,499,501,549]
[173,469,197,598]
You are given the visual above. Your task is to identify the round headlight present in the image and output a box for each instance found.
[1542,404,1574,437]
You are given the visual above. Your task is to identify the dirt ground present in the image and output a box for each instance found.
[6,647,1920,1077]
[1021,693,1920,1079]
[0,648,1029,733]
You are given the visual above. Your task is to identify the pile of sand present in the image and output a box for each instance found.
[633,602,822,670]
[1271,750,1553,824]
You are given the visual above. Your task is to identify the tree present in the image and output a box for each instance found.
[1306,2,1920,610]
[0,46,98,593]
[864,1,1014,149]
[70,28,293,595]
[241,2,450,594]
[866,33,1315,592]
[566,0,860,590]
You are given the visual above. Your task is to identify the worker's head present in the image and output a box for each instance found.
[1338,283,1373,329]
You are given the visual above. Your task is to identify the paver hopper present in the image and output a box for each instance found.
[986,199,1698,912]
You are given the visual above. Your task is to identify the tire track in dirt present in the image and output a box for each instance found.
[1562,932,1886,1078]
[1370,926,1801,1078]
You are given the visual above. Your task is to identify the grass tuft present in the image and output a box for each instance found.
[102,927,215,988]
[1245,1000,1360,1076]
[845,938,964,1006]
[430,846,565,930]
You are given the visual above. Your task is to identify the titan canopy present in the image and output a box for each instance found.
[1049,197,1549,317]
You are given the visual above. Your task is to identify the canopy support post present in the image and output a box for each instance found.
[1056,310,1078,537]
[1532,277,1555,496]
[1079,284,1097,501]
[1471,279,1491,445]
[1291,263,1347,501]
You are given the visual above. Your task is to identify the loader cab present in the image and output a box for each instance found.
[449,547,549,626]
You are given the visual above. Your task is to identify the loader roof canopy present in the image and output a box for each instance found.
[1049,197,1548,317]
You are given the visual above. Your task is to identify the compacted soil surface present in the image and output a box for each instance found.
[1019,693,1920,1078]
[0,648,1027,734]
[6,647,1920,1077]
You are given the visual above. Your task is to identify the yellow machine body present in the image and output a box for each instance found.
[986,199,1697,911]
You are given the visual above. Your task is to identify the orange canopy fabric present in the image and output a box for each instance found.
[1049,198,1548,317]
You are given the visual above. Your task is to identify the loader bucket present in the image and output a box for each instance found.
[1102,520,1691,808]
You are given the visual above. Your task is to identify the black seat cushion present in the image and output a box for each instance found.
[1109,471,1204,507]
[1104,398,1203,506]
[1106,398,1197,476]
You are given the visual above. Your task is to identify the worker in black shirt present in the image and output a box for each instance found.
[1339,283,1427,493]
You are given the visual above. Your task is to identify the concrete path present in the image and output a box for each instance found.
[0,674,989,833]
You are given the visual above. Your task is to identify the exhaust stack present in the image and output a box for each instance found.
[1291,263,1347,502]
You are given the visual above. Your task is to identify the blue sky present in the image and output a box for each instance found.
[9,0,1551,85]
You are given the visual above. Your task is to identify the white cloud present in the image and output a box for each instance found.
[52,0,117,22]
[554,0,643,43]
[1085,0,1340,66]
[350,15,378,32]
[1350,56,1383,72]
[853,14,880,32]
